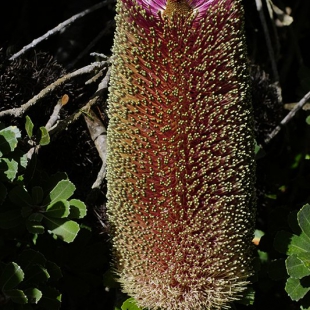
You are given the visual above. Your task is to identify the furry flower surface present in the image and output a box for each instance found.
[106,0,256,309]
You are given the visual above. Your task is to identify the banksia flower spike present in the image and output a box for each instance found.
[106,0,256,309]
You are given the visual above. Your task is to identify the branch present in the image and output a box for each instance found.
[93,208,107,230]
[255,0,279,82]
[26,95,69,160]
[265,91,310,144]
[255,0,282,103]
[0,61,107,118]
[49,67,110,138]
[84,110,107,158]
[84,110,107,189]
[83,69,111,189]
[46,94,69,130]
[9,1,109,61]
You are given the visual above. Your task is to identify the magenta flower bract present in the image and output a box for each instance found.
[106,0,256,309]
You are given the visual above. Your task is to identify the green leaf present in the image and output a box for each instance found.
[28,213,43,222]
[274,230,310,255]
[45,200,70,218]
[9,185,33,208]
[0,158,18,181]
[42,172,68,194]
[17,249,46,270]
[44,217,80,243]
[306,115,310,125]
[39,127,50,146]
[45,261,62,281]
[25,288,42,304]
[21,206,33,218]
[23,265,50,285]
[38,286,61,310]
[299,253,310,270]
[43,180,75,205]
[4,289,28,304]
[286,255,310,279]
[289,232,310,255]
[254,141,261,154]
[286,277,310,301]
[31,186,44,205]
[0,262,24,290]
[288,210,301,235]
[26,221,45,234]
[25,116,34,139]
[298,204,310,240]
[237,286,255,305]
[254,142,266,159]
[19,152,28,169]
[0,126,21,156]
[258,250,268,263]
[121,298,143,310]
[0,209,23,229]
[69,199,87,219]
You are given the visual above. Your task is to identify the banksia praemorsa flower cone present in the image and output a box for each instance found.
[106,0,256,309]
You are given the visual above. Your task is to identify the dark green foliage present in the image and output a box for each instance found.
[0,120,110,309]
[0,123,62,309]
[120,298,143,310]
[272,205,310,308]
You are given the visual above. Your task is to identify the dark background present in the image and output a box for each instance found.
[1,0,310,102]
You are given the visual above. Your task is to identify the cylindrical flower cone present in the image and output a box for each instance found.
[106,0,256,309]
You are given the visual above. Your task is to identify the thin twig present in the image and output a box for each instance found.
[92,161,107,189]
[255,0,279,82]
[55,69,110,188]
[0,61,107,118]
[46,95,69,131]
[255,0,283,104]
[49,67,110,138]
[49,96,99,137]
[26,95,69,160]
[93,208,107,230]
[84,110,107,157]
[9,1,108,61]
[84,110,107,189]
[84,69,111,189]
[98,66,111,90]
[265,91,310,144]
